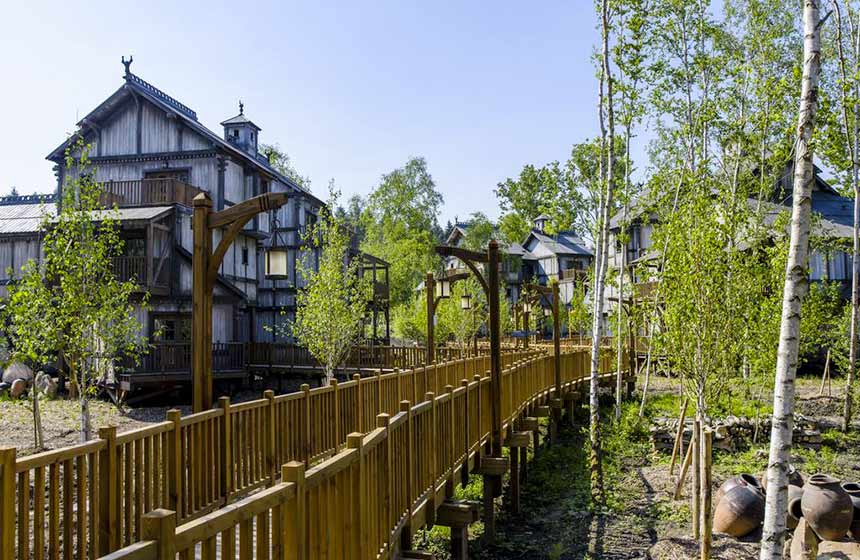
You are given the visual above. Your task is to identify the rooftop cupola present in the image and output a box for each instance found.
[221,100,261,155]
[533,213,549,233]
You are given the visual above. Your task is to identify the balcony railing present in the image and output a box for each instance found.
[112,255,170,290]
[122,342,246,374]
[100,178,204,208]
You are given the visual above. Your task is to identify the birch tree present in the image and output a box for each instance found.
[588,0,618,503]
[6,137,146,442]
[760,2,824,557]
[292,185,371,382]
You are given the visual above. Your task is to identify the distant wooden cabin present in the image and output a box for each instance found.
[443,215,593,309]
[0,60,389,385]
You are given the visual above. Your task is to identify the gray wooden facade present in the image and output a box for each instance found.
[0,61,390,360]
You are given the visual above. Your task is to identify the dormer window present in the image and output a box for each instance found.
[231,129,239,140]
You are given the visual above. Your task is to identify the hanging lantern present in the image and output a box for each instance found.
[435,277,451,299]
[461,293,472,310]
[543,306,552,318]
[522,301,532,314]
[265,212,289,279]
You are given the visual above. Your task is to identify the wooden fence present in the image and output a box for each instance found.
[0,350,551,560]
[87,347,618,560]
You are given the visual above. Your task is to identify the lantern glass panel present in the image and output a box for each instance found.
[265,248,289,279]
[461,294,471,310]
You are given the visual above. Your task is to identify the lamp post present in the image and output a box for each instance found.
[192,191,291,412]
[525,280,562,403]
[424,273,452,365]
[437,240,503,544]
[522,300,531,350]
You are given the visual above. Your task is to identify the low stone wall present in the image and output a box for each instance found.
[650,413,822,452]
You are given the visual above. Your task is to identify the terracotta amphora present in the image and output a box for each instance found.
[801,474,853,541]
[842,481,860,540]
[713,483,765,537]
[787,484,804,531]
[715,473,763,506]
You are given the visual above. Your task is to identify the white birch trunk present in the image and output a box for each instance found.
[760,2,821,557]
[590,0,616,500]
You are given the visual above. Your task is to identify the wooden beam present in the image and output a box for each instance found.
[435,500,480,527]
[474,456,508,476]
[505,431,531,448]
[435,244,489,263]
[208,192,290,229]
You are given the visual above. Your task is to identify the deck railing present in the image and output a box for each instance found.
[100,178,204,208]
[1,348,566,559]
[87,347,619,560]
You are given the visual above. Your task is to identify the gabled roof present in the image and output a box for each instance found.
[46,71,319,204]
[525,230,593,257]
[220,112,261,131]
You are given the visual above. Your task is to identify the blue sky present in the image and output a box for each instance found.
[0,1,624,225]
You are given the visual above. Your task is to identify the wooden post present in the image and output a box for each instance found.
[301,384,311,464]
[167,409,183,518]
[218,397,233,499]
[332,379,341,451]
[97,426,118,554]
[482,473,496,546]
[283,461,307,560]
[510,441,520,514]
[0,447,15,560]
[192,193,213,412]
[488,240,503,457]
[700,428,713,560]
[264,390,276,484]
[399,400,414,552]
[426,272,435,366]
[348,433,365,560]
[691,419,701,539]
[669,397,689,476]
[142,509,176,560]
[353,374,363,433]
[673,436,694,500]
[819,349,832,396]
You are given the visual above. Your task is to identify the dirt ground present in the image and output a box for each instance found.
[473,374,860,560]
[0,388,275,455]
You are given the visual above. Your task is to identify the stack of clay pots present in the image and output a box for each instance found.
[713,469,860,559]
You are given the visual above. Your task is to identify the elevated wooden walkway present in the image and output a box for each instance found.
[0,348,626,560]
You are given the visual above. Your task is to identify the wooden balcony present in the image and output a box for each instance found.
[122,342,245,375]
[112,255,170,293]
[101,178,204,208]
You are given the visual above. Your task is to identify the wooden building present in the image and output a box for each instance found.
[0,59,389,382]
[443,215,592,308]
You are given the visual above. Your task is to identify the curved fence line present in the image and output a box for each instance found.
[90,348,622,560]
[0,350,546,560]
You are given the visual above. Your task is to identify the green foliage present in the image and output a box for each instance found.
[360,157,443,307]
[5,138,147,439]
[291,185,370,380]
[461,212,495,251]
[259,143,311,190]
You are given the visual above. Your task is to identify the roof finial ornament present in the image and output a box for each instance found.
[121,55,133,77]
[239,99,244,115]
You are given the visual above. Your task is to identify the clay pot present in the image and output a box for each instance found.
[715,473,763,505]
[801,474,854,541]
[787,485,804,531]
[761,464,804,492]
[713,483,765,537]
[842,482,860,540]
